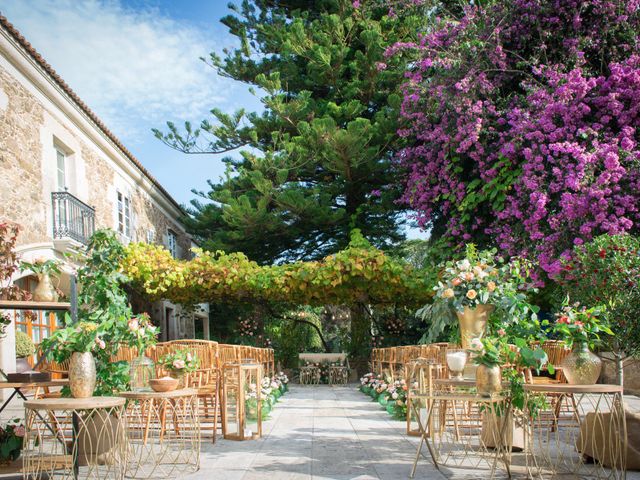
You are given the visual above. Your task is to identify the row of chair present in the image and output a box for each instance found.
[371,340,572,384]
[37,340,276,443]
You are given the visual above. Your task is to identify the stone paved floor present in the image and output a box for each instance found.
[187,385,443,480]
[1,385,638,479]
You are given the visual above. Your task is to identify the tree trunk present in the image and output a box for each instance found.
[615,351,624,387]
[349,303,371,376]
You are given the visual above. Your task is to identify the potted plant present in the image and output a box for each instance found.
[0,419,24,466]
[14,331,35,373]
[41,319,107,398]
[20,258,61,302]
[126,313,159,391]
[158,350,198,387]
[553,301,613,384]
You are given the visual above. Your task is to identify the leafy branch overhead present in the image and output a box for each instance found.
[122,229,434,307]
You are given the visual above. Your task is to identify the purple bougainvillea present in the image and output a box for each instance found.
[393,0,640,277]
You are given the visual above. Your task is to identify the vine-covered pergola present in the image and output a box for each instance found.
[122,231,433,364]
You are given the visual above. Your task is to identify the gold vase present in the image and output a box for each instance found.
[33,273,58,302]
[69,352,96,398]
[456,304,495,350]
[476,364,501,397]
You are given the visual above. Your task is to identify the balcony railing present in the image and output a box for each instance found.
[52,191,95,245]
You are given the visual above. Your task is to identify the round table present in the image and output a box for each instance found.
[119,388,200,479]
[23,396,128,479]
[523,383,626,479]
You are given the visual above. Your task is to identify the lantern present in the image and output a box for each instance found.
[405,358,443,437]
[222,362,263,440]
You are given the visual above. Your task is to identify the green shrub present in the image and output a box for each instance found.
[15,331,34,358]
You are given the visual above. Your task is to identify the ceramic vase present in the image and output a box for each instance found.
[69,352,96,398]
[33,273,58,302]
[561,342,602,385]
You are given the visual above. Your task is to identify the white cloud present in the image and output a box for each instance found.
[0,0,233,141]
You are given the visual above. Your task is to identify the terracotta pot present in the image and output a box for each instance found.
[33,273,58,302]
[69,352,96,398]
[456,304,494,350]
[476,364,501,397]
[562,342,602,385]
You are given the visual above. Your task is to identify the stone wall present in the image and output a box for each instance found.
[0,67,49,245]
[0,64,192,255]
[599,353,640,395]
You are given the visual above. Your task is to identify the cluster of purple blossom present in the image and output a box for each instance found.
[393,0,640,277]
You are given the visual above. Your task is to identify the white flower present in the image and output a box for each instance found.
[128,319,139,332]
[392,392,398,400]
[458,259,471,271]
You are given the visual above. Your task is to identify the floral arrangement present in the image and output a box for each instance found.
[383,379,408,420]
[0,419,25,464]
[41,320,106,356]
[434,247,508,311]
[553,301,613,348]
[158,350,199,375]
[126,313,159,356]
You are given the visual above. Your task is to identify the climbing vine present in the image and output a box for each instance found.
[122,230,433,307]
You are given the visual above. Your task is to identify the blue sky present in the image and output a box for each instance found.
[1,0,424,239]
[1,0,259,206]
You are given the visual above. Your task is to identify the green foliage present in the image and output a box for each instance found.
[0,419,24,462]
[552,300,613,349]
[19,258,61,276]
[123,229,433,307]
[42,229,151,396]
[154,0,426,263]
[559,234,640,357]
[15,330,34,358]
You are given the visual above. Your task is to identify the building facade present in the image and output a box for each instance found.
[0,16,208,375]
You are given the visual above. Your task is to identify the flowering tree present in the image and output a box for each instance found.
[393,0,640,277]
[558,234,640,385]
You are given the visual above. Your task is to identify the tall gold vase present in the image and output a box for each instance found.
[456,304,495,350]
[69,352,96,398]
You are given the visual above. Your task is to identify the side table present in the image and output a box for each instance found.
[409,392,512,479]
[23,396,127,479]
[119,388,200,479]
[524,384,626,479]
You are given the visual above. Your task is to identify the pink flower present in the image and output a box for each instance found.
[14,425,25,437]
[128,319,139,332]
[172,360,185,370]
[497,328,506,337]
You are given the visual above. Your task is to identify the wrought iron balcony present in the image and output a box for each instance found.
[51,191,95,245]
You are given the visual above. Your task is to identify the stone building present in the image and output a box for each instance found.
[0,16,209,374]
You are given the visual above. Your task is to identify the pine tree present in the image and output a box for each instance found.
[155,0,423,263]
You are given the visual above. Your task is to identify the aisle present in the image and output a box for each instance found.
[190,385,444,480]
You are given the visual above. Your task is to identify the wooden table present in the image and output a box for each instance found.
[0,379,69,413]
[119,389,200,479]
[23,396,127,479]
[523,383,626,479]
[409,392,512,479]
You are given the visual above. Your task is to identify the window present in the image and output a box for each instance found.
[56,148,66,190]
[167,229,178,258]
[117,191,131,237]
